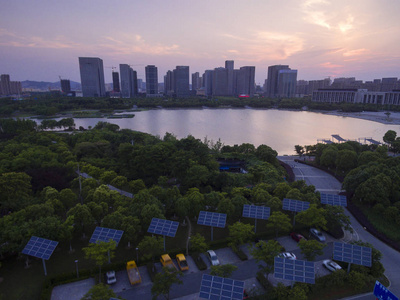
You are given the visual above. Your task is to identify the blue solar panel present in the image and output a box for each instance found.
[147,218,179,237]
[197,211,227,228]
[22,236,58,260]
[274,257,315,284]
[333,242,372,267]
[282,198,310,212]
[320,193,347,207]
[199,274,244,300]
[90,227,124,245]
[242,204,270,220]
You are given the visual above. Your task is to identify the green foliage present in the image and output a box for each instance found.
[189,233,208,254]
[251,240,283,275]
[298,239,325,261]
[83,240,117,283]
[138,236,164,262]
[267,211,292,238]
[296,204,327,230]
[81,283,119,300]
[210,264,238,278]
[151,267,183,300]
[228,222,254,249]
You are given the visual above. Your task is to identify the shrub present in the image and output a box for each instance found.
[232,247,248,261]
[256,271,269,290]
[146,262,157,282]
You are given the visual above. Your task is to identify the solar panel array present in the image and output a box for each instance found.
[89,227,124,245]
[320,193,347,207]
[197,211,227,228]
[282,198,310,212]
[147,218,179,238]
[22,236,58,260]
[242,204,270,220]
[274,257,315,284]
[333,242,372,267]
[199,274,244,300]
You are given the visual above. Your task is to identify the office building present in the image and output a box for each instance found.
[79,57,106,97]
[203,70,213,96]
[236,66,255,97]
[145,65,158,96]
[266,65,290,97]
[0,74,11,95]
[173,66,190,97]
[381,78,398,92]
[112,71,120,92]
[120,64,138,98]
[164,70,173,95]
[60,79,71,93]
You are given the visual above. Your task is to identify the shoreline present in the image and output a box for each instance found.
[318,110,400,125]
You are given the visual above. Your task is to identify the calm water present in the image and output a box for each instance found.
[55,109,400,155]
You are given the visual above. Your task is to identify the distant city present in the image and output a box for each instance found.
[1,56,400,105]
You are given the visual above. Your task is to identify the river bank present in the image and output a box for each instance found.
[320,110,400,125]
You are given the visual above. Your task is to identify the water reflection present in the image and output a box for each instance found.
[55,109,400,155]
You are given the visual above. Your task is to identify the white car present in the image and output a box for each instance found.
[323,260,342,272]
[105,270,117,284]
[206,250,220,266]
[278,252,297,260]
[310,228,326,242]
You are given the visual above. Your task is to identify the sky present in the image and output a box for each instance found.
[1,0,400,84]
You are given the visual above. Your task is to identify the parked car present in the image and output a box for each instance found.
[278,252,296,260]
[323,259,342,272]
[310,228,326,242]
[290,232,306,242]
[105,270,117,284]
[206,250,220,266]
[176,253,189,271]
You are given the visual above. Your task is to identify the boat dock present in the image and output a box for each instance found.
[318,135,382,145]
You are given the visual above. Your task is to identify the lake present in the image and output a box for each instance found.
[53,108,400,155]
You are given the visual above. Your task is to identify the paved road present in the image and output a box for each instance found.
[279,156,400,299]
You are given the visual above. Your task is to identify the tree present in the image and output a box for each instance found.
[217,198,235,220]
[251,240,283,276]
[228,222,254,249]
[0,172,32,212]
[189,233,208,254]
[137,236,163,262]
[324,205,351,232]
[210,264,238,278]
[383,130,397,145]
[336,149,358,173]
[320,146,338,169]
[294,145,305,156]
[298,240,325,261]
[67,204,94,238]
[83,240,117,283]
[151,267,183,300]
[267,211,292,238]
[81,283,119,300]
[295,204,327,230]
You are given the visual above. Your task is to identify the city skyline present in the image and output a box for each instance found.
[1,0,400,84]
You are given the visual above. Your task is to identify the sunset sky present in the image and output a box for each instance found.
[1,0,399,84]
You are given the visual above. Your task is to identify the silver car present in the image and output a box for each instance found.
[310,228,326,242]
[323,260,342,272]
[206,250,220,266]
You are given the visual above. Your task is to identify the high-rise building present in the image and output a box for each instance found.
[236,66,255,97]
[164,70,173,95]
[173,66,190,97]
[112,71,120,92]
[145,65,158,96]
[60,79,71,93]
[192,72,200,92]
[277,69,298,98]
[225,60,234,96]
[212,67,229,96]
[0,74,11,95]
[79,57,106,97]
[266,65,290,98]
[120,64,138,98]
[203,70,213,96]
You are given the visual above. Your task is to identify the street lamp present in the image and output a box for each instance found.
[75,260,79,278]
[136,247,139,263]
[186,237,191,256]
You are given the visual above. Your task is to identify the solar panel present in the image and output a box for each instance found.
[320,193,347,207]
[282,198,310,212]
[197,211,227,228]
[333,242,372,267]
[147,218,179,238]
[242,204,270,220]
[22,236,58,260]
[199,274,244,300]
[274,257,315,284]
[89,227,124,245]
